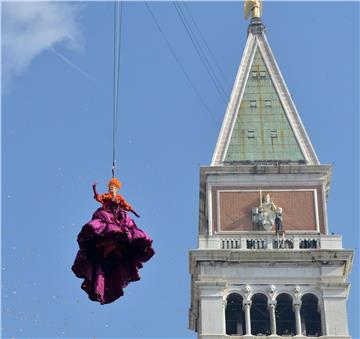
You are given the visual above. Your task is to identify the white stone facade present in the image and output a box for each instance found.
[189,249,352,339]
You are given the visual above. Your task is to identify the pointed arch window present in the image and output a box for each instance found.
[301,294,322,336]
[225,293,245,335]
[276,293,296,336]
[251,293,271,336]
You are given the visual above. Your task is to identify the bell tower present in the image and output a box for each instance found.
[189,8,353,339]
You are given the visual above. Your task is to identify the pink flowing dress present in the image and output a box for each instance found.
[72,197,154,304]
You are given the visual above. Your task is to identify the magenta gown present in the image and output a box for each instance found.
[72,202,154,304]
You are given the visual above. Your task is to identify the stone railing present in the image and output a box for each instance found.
[199,234,342,250]
[221,238,241,249]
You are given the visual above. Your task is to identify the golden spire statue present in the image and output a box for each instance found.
[244,0,262,20]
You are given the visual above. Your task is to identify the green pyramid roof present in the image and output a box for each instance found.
[211,21,319,166]
[224,50,305,162]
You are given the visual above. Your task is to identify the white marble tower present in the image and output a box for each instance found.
[189,8,353,339]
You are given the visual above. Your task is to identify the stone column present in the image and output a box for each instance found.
[222,299,227,335]
[318,301,326,336]
[293,303,302,336]
[243,301,252,335]
[268,302,277,335]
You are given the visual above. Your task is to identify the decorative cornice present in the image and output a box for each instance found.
[200,164,332,180]
[189,249,354,276]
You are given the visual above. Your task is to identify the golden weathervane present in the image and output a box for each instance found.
[244,0,262,20]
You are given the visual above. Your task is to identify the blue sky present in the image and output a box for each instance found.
[2,1,359,338]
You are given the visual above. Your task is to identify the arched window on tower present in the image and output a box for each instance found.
[276,293,296,336]
[225,293,245,335]
[301,294,322,336]
[251,293,271,336]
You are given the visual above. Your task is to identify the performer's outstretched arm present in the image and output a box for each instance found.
[92,182,103,203]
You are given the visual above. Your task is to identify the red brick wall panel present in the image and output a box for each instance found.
[212,186,325,233]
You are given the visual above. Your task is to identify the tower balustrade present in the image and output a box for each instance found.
[202,234,342,250]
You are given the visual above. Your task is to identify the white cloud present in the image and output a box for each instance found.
[2,2,83,88]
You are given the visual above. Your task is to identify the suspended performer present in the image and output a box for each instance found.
[72,178,155,304]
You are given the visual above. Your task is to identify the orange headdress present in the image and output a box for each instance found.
[108,178,122,189]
